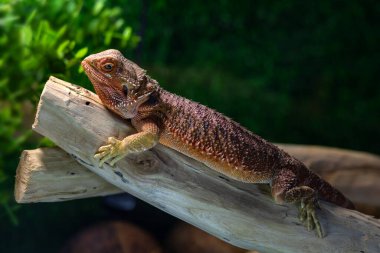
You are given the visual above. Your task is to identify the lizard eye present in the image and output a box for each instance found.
[102,63,114,72]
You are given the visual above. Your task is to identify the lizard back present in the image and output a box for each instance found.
[153,89,294,183]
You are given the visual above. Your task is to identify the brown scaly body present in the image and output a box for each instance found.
[155,89,283,183]
[81,49,354,238]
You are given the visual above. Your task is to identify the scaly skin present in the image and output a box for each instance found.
[81,49,354,238]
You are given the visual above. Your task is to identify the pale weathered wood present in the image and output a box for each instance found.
[30,76,380,253]
[14,147,120,203]
[15,145,380,210]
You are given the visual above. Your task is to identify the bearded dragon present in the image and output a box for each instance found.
[81,49,354,238]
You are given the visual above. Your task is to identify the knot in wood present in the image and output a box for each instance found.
[132,153,159,174]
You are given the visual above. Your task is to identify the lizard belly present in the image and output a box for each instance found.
[159,132,271,183]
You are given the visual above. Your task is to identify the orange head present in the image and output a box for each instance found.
[81,49,158,118]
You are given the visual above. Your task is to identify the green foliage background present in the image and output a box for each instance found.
[0,0,378,251]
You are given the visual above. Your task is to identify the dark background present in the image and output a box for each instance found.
[0,0,379,252]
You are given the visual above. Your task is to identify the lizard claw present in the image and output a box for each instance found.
[299,198,323,238]
[107,137,118,144]
[94,137,128,167]
[97,145,112,152]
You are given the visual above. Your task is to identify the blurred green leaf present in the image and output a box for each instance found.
[56,25,67,39]
[25,9,37,24]
[93,0,105,16]
[121,26,132,47]
[0,35,7,45]
[114,18,124,30]
[104,30,113,45]
[56,40,70,59]
[0,3,12,12]
[19,25,32,45]
[78,64,84,73]
[74,47,88,59]
[0,15,19,26]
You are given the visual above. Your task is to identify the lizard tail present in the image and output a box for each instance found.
[305,172,355,209]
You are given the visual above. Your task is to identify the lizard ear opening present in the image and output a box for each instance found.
[147,92,158,104]
[122,84,128,96]
[138,75,148,86]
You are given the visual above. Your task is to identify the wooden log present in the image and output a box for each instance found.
[29,76,380,253]
[15,145,380,210]
[14,147,120,203]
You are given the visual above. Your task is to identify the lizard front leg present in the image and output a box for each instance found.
[94,121,160,167]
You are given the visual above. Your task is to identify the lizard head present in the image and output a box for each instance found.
[81,49,159,118]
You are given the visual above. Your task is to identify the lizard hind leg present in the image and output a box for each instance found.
[271,169,324,238]
[284,186,323,238]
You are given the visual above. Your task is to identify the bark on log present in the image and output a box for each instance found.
[15,145,380,210]
[28,76,380,253]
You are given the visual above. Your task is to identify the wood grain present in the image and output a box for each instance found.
[29,76,380,253]
[15,145,380,211]
[15,147,120,203]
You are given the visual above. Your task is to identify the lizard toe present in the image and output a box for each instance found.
[98,145,112,152]
[107,137,118,144]
[99,153,114,167]
[94,150,111,160]
[109,155,126,166]
[298,198,323,237]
